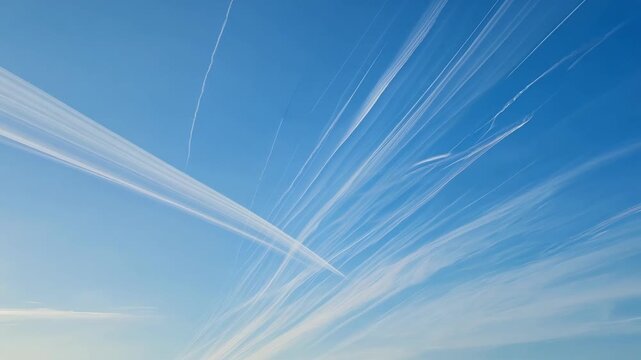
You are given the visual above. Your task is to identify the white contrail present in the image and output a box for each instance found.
[568,23,625,69]
[412,153,451,167]
[277,0,509,233]
[186,0,236,165]
[240,3,525,321]
[176,2,639,359]
[0,67,341,276]
[309,1,387,113]
[249,116,284,210]
[508,0,586,77]
[193,119,532,360]
[483,25,622,136]
[204,147,640,360]
[292,0,519,241]
[337,0,449,151]
[272,0,448,225]
[215,6,531,350]
[270,48,383,223]
[482,49,579,135]
[0,308,132,321]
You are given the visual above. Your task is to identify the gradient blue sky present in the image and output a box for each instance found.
[1,0,641,359]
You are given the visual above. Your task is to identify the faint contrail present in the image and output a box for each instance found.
[186,0,236,165]
[249,116,284,210]
[272,0,447,224]
[0,307,133,321]
[0,67,341,276]
[309,1,387,113]
[507,0,586,77]
[338,0,448,149]
[483,49,579,135]
[412,153,451,167]
[270,49,383,223]
[568,23,625,69]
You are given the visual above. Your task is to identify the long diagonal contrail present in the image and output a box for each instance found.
[186,0,236,165]
[507,0,586,77]
[0,67,341,276]
[249,116,284,210]
[568,23,625,69]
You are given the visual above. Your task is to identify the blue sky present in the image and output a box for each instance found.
[1,0,641,359]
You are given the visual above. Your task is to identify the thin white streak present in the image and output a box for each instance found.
[337,0,449,155]
[412,153,450,167]
[272,48,384,224]
[249,116,284,209]
[0,308,132,321]
[508,0,587,77]
[309,1,387,113]
[568,23,625,69]
[186,0,236,165]
[276,0,453,229]
[483,49,577,134]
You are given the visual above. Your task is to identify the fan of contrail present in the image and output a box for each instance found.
[0,67,341,276]
[186,0,236,165]
[174,1,641,359]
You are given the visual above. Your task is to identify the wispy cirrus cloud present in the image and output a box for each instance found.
[0,308,134,321]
